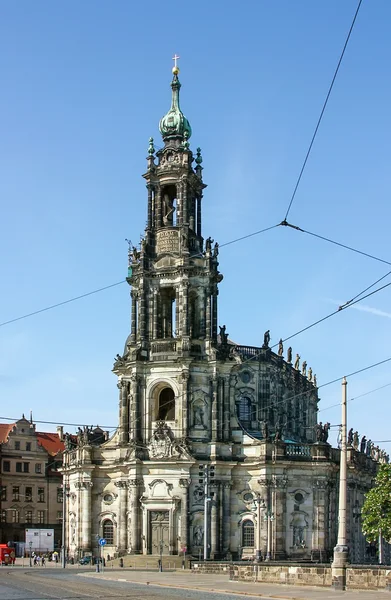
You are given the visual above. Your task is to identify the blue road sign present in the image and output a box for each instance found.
[98,538,107,546]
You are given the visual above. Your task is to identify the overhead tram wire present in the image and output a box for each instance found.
[2,354,391,437]
[279,221,391,267]
[283,0,363,221]
[319,382,391,414]
[0,224,280,329]
[0,280,126,328]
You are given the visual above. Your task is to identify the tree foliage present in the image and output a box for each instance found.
[361,463,391,543]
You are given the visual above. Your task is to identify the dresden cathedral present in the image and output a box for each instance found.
[62,63,385,564]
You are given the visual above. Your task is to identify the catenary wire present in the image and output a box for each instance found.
[2,354,391,434]
[280,221,391,267]
[338,269,391,310]
[0,281,126,328]
[283,0,363,220]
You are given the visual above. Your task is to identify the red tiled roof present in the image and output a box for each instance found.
[36,432,64,456]
[0,423,15,443]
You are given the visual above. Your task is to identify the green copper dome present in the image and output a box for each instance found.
[159,69,192,142]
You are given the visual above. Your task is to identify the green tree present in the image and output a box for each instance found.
[361,463,391,544]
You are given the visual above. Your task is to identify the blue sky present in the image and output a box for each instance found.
[0,1,390,449]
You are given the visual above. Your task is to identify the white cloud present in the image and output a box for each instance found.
[326,299,391,320]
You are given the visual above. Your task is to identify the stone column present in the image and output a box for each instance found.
[210,375,218,442]
[80,481,92,552]
[223,377,230,441]
[312,479,327,560]
[196,195,202,237]
[210,483,220,558]
[130,374,140,441]
[175,286,180,337]
[200,288,206,338]
[205,291,211,339]
[212,289,218,342]
[115,481,128,551]
[129,479,142,553]
[222,482,232,558]
[138,285,146,340]
[179,479,190,552]
[273,476,288,559]
[153,290,158,339]
[182,282,189,336]
[156,186,162,228]
[147,184,153,229]
[182,180,188,224]
[130,292,137,343]
[181,370,189,436]
[118,379,129,444]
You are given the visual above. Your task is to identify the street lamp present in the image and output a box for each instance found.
[264,510,274,561]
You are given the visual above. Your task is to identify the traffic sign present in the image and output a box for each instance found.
[98,538,107,546]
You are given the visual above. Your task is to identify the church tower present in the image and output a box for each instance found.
[114,62,223,448]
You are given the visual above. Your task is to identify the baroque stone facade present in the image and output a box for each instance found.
[61,65,381,563]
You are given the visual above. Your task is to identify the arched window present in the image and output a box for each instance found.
[102,520,114,544]
[238,397,251,427]
[242,520,254,547]
[158,388,175,421]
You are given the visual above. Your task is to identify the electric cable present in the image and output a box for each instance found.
[280,221,391,267]
[284,0,363,220]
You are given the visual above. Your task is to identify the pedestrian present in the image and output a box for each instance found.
[42,556,46,566]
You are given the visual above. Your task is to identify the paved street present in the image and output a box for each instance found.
[0,566,389,600]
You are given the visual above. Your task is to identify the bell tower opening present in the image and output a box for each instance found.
[158,387,175,420]
[159,287,177,338]
[162,184,177,227]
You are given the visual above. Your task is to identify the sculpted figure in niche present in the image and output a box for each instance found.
[193,525,203,546]
[194,404,204,427]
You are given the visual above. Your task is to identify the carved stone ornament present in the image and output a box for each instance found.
[147,421,193,460]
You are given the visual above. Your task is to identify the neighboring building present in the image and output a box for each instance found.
[0,415,64,550]
[62,64,387,564]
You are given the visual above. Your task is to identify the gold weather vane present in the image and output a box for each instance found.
[172,53,180,74]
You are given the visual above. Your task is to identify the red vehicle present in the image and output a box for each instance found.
[0,544,16,565]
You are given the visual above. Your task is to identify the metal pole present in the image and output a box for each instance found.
[379,528,383,565]
[29,541,32,567]
[331,377,348,590]
[255,495,262,562]
[203,465,209,560]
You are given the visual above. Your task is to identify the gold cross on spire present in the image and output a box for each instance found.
[172,54,180,75]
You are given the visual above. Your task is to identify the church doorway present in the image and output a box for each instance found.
[149,510,170,555]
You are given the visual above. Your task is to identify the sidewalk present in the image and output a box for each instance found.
[79,568,390,599]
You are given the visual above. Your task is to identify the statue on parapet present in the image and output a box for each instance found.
[353,431,359,450]
[316,422,323,442]
[213,242,219,257]
[323,422,330,443]
[366,439,372,457]
[260,420,269,441]
[205,237,214,252]
[278,339,283,357]
[347,428,354,446]
[263,330,270,348]
[219,324,229,345]
[313,374,317,387]
[360,435,367,453]
[294,354,300,370]
[308,367,313,381]
[287,347,292,363]
[302,361,307,377]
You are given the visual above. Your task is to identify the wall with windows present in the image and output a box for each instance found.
[0,416,64,547]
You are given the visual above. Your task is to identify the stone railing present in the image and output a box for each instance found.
[234,345,260,358]
[285,444,312,458]
[151,340,177,354]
